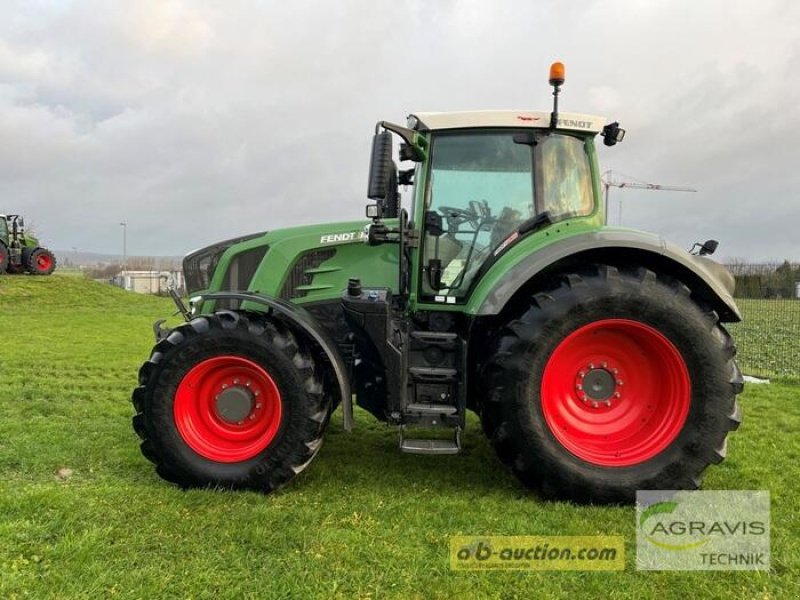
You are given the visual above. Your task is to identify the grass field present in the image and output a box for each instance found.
[0,275,798,599]
[727,298,800,379]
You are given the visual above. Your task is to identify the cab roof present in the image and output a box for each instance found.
[409,110,605,134]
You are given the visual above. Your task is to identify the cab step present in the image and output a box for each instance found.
[408,366,458,383]
[410,331,458,347]
[401,403,459,427]
[399,427,461,455]
[405,403,457,416]
[400,438,461,455]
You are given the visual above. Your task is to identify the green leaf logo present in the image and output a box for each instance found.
[640,501,709,551]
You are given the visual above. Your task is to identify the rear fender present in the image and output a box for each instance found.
[470,230,741,322]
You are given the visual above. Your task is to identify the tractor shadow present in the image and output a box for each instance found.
[301,407,531,499]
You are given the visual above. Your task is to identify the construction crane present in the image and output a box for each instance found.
[602,170,697,225]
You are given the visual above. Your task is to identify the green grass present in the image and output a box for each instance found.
[727,298,800,379]
[0,275,798,599]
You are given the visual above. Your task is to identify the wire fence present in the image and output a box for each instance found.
[724,262,800,379]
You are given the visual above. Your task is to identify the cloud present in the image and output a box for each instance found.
[0,0,797,261]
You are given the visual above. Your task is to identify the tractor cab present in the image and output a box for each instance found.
[362,62,625,313]
[365,110,608,302]
[417,121,593,296]
[3,214,29,247]
[0,215,8,246]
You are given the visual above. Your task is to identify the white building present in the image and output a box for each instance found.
[113,270,185,295]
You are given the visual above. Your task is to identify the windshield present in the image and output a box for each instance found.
[422,130,594,298]
[0,218,8,244]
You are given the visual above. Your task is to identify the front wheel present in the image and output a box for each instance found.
[27,248,56,275]
[480,265,743,504]
[132,310,330,491]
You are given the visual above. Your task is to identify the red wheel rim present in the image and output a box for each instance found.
[541,319,691,467]
[174,355,282,462]
[37,254,52,271]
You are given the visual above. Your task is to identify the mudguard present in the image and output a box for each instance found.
[194,291,354,431]
[472,230,741,322]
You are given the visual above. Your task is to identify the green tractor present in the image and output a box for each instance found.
[0,214,57,275]
[132,64,743,503]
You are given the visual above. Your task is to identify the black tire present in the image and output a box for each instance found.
[132,310,330,492]
[26,247,56,275]
[0,242,7,274]
[480,264,743,504]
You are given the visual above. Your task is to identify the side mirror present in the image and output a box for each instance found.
[367,131,393,200]
[698,239,719,256]
[689,239,719,256]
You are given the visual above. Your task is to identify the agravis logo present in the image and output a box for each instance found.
[640,500,766,551]
[636,491,770,571]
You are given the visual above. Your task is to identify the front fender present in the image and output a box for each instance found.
[468,229,741,322]
[193,291,354,431]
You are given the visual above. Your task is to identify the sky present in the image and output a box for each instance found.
[0,0,798,262]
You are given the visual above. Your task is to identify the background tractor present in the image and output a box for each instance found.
[0,214,57,275]
[132,63,743,504]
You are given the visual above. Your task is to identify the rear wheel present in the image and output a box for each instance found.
[480,265,743,504]
[132,310,330,491]
[27,248,56,275]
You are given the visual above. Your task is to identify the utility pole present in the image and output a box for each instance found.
[120,221,127,274]
[602,170,697,225]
